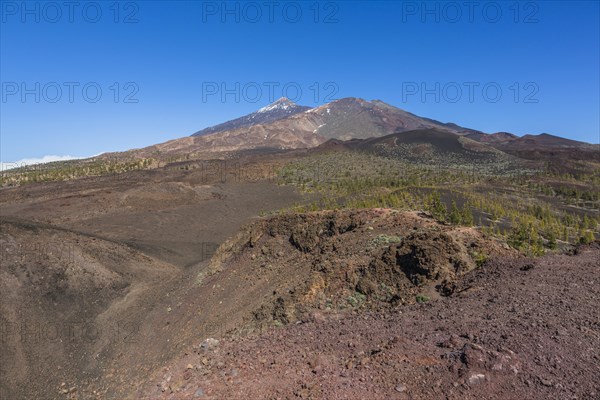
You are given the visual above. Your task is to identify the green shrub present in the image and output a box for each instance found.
[579,230,596,245]
[347,291,367,308]
[415,294,430,303]
[473,251,488,267]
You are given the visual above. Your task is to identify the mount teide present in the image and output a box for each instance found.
[124,97,484,158]
[108,97,597,161]
[194,97,482,141]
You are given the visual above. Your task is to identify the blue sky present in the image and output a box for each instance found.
[1,0,599,163]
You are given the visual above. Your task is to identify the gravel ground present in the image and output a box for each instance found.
[140,244,600,400]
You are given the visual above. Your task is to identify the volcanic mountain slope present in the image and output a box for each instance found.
[314,128,526,173]
[498,133,598,150]
[116,98,484,158]
[69,208,516,399]
[15,96,597,184]
[464,131,518,144]
[191,97,311,137]
[0,194,516,399]
[0,217,179,400]
[0,160,306,400]
[298,98,478,141]
[97,96,598,166]
[465,132,600,164]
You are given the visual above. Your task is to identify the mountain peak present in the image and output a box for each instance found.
[257,97,298,113]
[191,97,310,137]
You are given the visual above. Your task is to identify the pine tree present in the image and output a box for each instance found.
[449,201,461,225]
[579,230,595,244]
[461,205,474,226]
[547,229,557,249]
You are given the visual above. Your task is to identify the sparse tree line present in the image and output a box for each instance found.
[0,158,154,187]
[280,151,599,255]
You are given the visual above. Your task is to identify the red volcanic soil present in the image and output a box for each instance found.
[139,243,600,400]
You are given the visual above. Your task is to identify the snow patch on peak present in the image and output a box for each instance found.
[257,97,297,113]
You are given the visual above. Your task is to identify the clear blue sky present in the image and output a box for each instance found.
[1,0,599,163]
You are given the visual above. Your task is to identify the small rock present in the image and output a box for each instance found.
[186,364,194,370]
[194,388,205,397]
[250,254,256,260]
[309,311,325,323]
[309,354,325,369]
[200,338,219,351]
[491,363,503,371]
[520,263,535,271]
[438,334,461,348]
[395,383,406,392]
[367,226,374,231]
[468,373,486,385]
[541,378,553,387]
